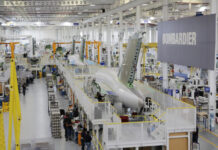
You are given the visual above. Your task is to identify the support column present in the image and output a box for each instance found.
[106,16,112,67]
[98,21,102,63]
[136,5,141,80]
[80,24,83,37]
[135,5,141,32]
[207,0,217,131]
[92,22,95,41]
[119,12,124,67]
[92,22,95,61]
[142,24,148,43]
[162,0,169,90]
[77,25,80,39]
[98,20,102,41]
[85,24,87,40]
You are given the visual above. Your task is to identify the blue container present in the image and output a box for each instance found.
[204,87,210,93]
[168,89,173,96]
[61,90,66,96]
[164,89,168,94]
[4,96,9,102]
[100,62,105,65]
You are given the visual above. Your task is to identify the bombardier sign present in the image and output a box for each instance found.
[158,14,216,70]
[162,32,196,46]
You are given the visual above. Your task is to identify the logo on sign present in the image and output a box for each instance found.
[162,32,196,46]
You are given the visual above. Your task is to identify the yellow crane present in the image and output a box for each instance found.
[52,42,73,55]
[85,41,101,64]
[0,42,21,150]
[141,43,158,76]
[53,41,101,64]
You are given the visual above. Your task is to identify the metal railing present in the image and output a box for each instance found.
[142,83,196,132]
[102,120,166,149]
[57,60,120,124]
[92,131,104,150]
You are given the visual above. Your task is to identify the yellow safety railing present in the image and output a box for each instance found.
[92,131,104,150]
[0,109,6,150]
[52,42,73,54]
[8,58,22,150]
[0,42,21,150]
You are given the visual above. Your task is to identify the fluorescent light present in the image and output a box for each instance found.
[143,3,148,6]
[35,21,42,26]
[61,22,73,26]
[198,6,207,12]
[90,4,95,6]
[149,17,155,20]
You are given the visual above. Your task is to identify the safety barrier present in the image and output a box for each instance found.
[102,121,166,149]
[57,60,120,124]
[141,82,196,132]
[56,58,196,149]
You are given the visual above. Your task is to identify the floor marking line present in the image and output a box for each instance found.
[198,125,218,138]
[199,135,218,148]
[205,129,218,138]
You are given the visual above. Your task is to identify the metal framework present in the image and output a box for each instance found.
[141,43,158,76]
[85,41,101,64]
[52,42,73,54]
[83,0,151,23]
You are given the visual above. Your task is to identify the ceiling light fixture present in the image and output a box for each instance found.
[35,21,42,26]
[198,6,207,12]
[149,17,155,20]
[90,4,95,6]
[61,22,73,26]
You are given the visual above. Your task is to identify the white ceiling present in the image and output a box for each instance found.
[0,0,211,27]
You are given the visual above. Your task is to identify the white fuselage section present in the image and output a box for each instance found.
[94,68,143,109]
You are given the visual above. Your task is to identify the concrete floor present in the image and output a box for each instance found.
[197,122,218,150]
[4,79,81,150]
[3,78,218,150]
[198,128,218,150]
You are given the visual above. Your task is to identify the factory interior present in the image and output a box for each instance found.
[0,0,218,150]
